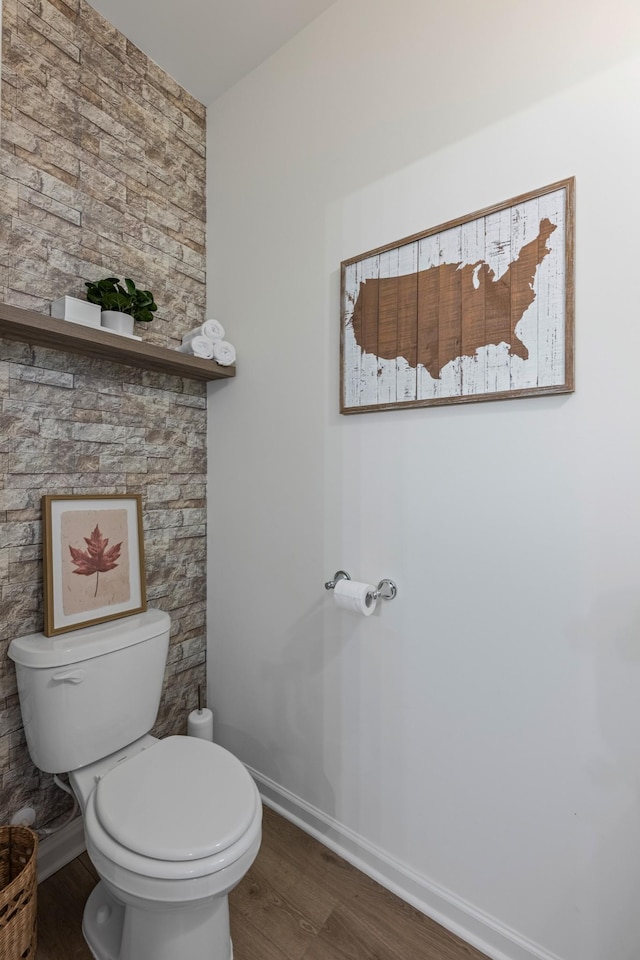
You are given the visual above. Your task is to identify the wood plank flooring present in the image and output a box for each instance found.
[36,805,490,960]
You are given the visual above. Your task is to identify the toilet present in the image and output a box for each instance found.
[8,608,262,960]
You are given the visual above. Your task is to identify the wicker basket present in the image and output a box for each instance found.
[0,826,38,960]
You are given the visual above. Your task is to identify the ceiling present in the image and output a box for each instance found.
[89,0,336,105]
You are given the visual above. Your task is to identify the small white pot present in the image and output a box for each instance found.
[101,311,134,336]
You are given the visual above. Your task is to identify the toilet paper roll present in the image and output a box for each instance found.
[188,708,214,741]
[334,578,377,616]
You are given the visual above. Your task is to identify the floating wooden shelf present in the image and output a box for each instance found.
[0,302,235,382]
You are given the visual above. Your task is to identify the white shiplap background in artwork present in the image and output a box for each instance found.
[342,186,568,411]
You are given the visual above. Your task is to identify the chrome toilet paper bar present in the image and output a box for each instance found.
[324,570,397,600]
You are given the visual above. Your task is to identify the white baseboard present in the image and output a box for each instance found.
[37,816,86,883]
[248,766,563,960]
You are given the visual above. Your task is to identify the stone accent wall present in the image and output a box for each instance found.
[0,0,209,829]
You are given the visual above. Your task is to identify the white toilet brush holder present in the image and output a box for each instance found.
[188,685,213,740]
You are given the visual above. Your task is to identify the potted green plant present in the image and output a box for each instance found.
[85,277,158,336]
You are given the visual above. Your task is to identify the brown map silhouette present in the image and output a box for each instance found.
[350,217,556,380]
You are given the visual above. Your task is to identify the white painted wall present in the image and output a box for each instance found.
[206,3,640,958]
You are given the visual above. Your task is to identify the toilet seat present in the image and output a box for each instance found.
[94,736,258,862]
[84,736,262,881]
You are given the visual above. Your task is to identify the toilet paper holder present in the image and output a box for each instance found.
[324,570,397,601]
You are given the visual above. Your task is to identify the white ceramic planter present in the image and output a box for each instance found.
[101,311,134,336]
[51,296,101,328]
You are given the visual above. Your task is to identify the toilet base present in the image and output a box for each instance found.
[82,881,233,960]
[83,883,124,960]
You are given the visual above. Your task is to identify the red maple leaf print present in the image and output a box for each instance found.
[69,524,122,597]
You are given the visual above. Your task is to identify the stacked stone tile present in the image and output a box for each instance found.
[0,0,209,827]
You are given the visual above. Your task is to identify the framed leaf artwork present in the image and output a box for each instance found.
[42,494,147,636]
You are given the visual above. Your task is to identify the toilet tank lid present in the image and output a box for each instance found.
[8,608,170,668]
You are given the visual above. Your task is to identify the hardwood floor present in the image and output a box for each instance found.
[36,805,489,960]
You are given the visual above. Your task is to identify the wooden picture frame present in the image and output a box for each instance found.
[42,494,147,636]
[340,178,575,414]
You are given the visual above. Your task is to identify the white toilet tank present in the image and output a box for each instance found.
[8,609,170,774]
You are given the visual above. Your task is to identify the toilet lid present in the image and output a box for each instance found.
[94,736,258,861]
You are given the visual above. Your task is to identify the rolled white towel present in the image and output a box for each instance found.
[176,335,214,359]
[212,340,236,366]
[181,318,225,345]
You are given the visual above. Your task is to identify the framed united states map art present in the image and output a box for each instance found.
[340,178,574,414]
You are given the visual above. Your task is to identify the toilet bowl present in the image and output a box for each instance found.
[74,736,262,960]
[8,609,263,960]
